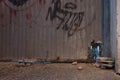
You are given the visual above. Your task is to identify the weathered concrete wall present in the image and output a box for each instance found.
[0,0,102,60]
[110,0,120,73]
[116,0,120,73]
[110,0,117,72]
[102,0,111,57]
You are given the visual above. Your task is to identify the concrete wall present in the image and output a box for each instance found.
[0,0,102,60]
[110,0,120,73]
[110,0,117,59]
[102,0,111,57]
[110,0,117,72]
[116,0,120,73]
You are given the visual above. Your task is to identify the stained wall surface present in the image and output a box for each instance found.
[116,0,120,73]
[0,0,102,60]
[102,0,111,57]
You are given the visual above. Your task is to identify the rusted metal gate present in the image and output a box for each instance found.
[0,0,102,60]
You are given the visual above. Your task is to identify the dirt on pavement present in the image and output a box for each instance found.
[0,62,120,80]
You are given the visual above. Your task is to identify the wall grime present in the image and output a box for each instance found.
[0,0,102,60]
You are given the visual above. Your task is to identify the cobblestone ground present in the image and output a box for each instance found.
[0,62,120,80]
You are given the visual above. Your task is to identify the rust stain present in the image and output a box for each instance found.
[0,59,12,62]
[9,8,17,24]
[44,0,46,5]
[80,0,83,2]
[26,13,32,20]
[0,13,4,18]
[74,0,77,2]
[9,8,12,24]
[36,58,96,63]
[0,0,2,3]
[39,0,46,5]
[28,25,32,28]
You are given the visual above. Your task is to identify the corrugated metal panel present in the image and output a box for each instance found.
[0,0,102,60]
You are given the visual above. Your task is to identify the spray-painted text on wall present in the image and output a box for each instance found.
[46,0,84,37]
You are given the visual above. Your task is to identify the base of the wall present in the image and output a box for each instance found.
[0,58,96,63]
[116,69,120,75]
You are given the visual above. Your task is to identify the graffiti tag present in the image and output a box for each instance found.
[46,0,84,37]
